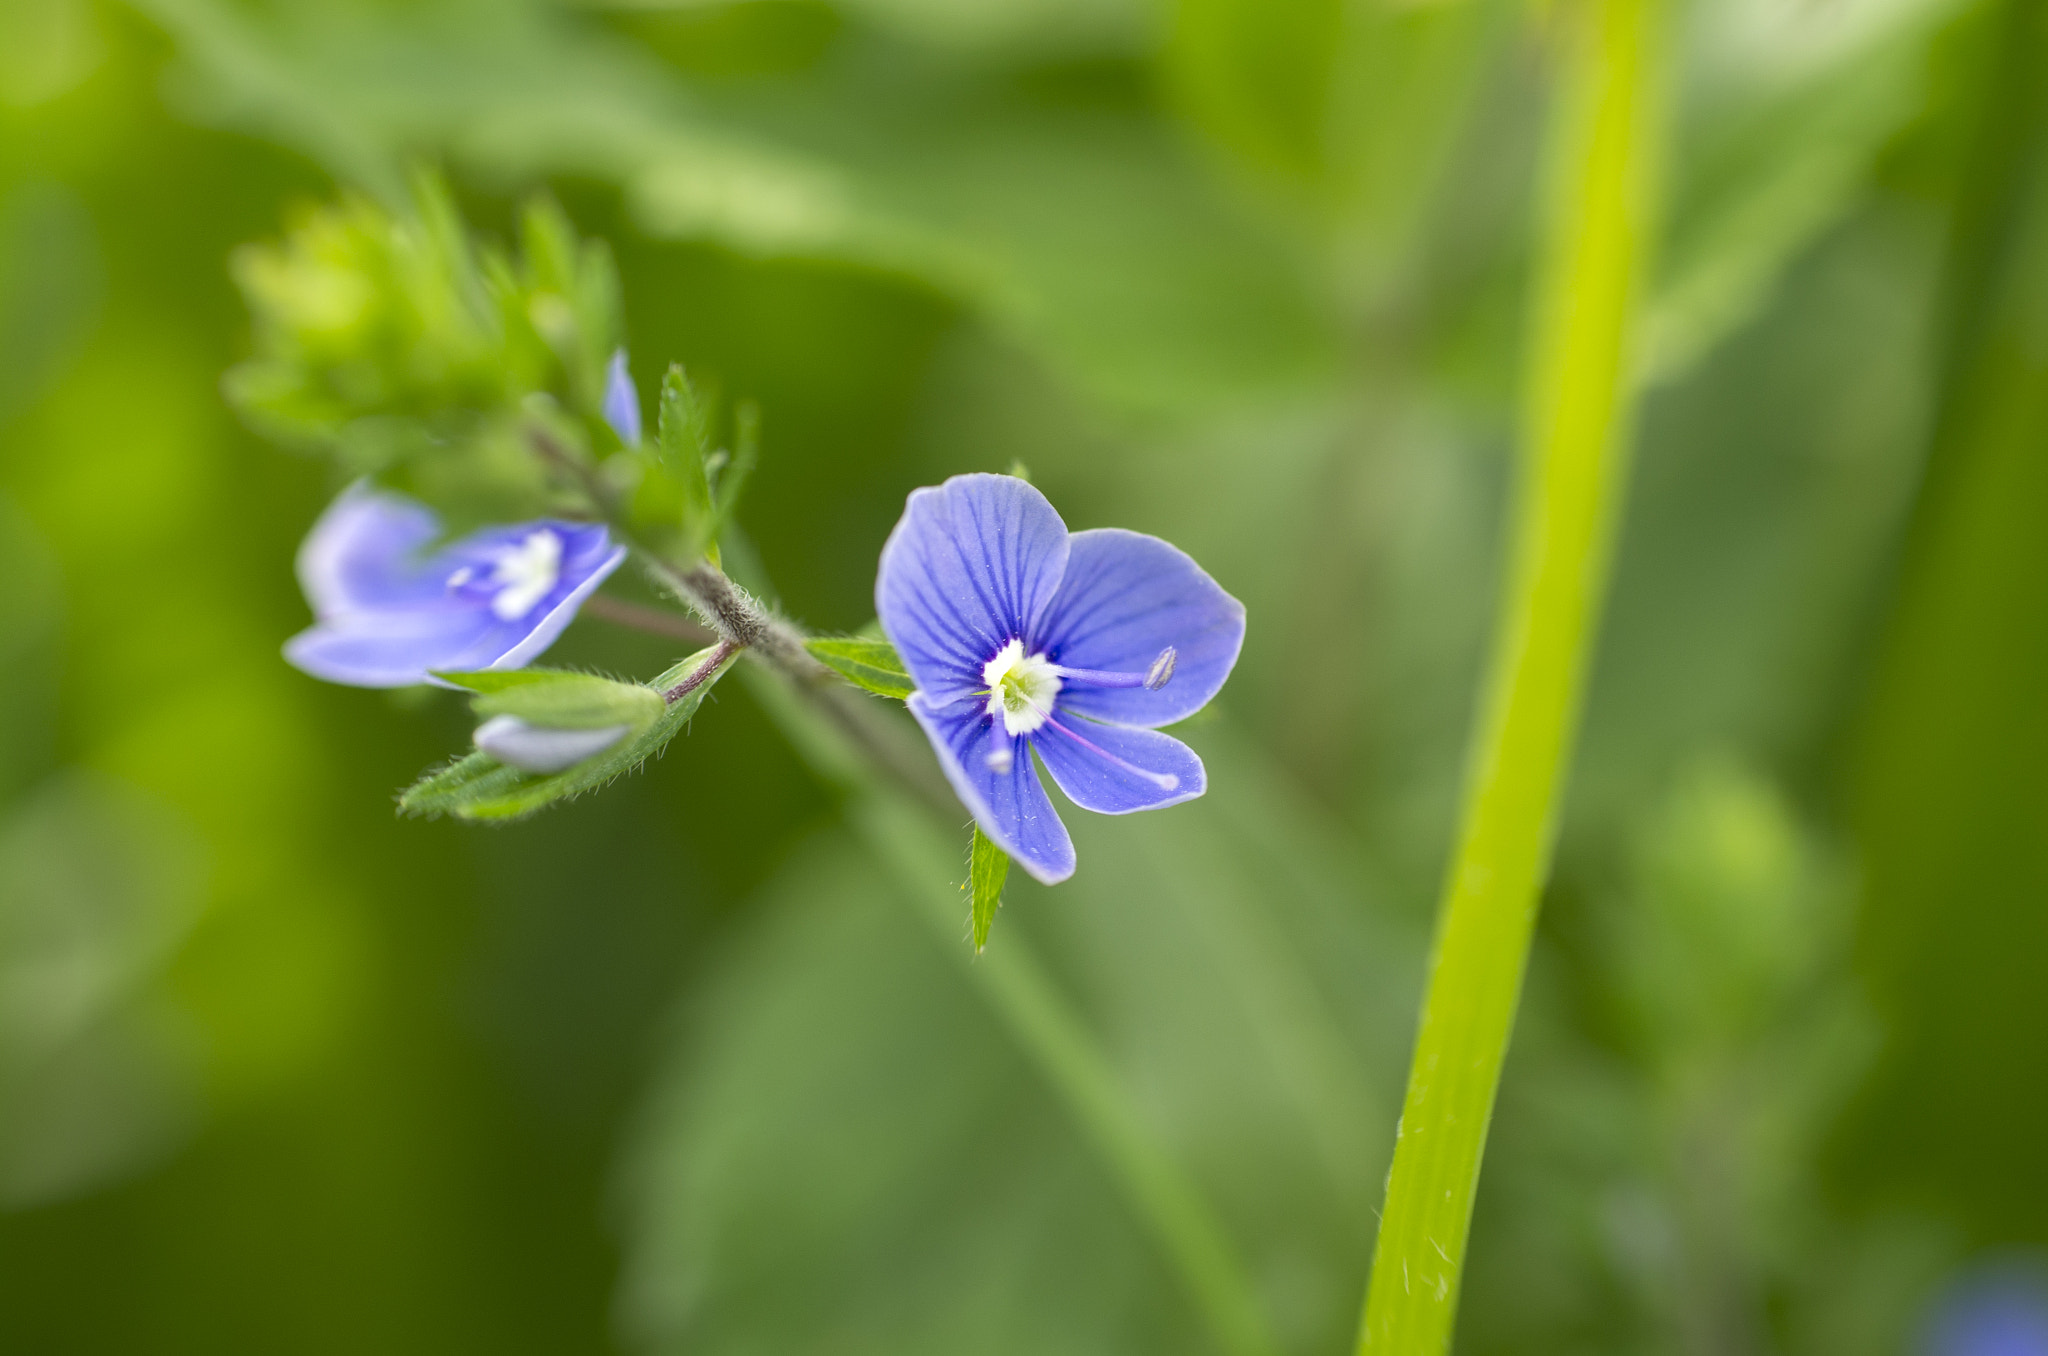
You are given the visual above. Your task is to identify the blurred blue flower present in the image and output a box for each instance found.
[1930,1266,2048,1356]
[877,473,1244,883]
[604,348,642,445]
[284,483,625,687]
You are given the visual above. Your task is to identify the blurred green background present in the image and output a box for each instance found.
[3,0,2046,1352]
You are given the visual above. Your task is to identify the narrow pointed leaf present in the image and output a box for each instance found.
[970,823,1009,952]
[657,364,716,526]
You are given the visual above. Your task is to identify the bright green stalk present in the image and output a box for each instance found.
[1355,1,1668,1351]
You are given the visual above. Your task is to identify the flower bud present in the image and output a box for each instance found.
[473,714,630,774]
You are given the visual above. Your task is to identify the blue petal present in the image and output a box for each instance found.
[285,608,497,687]
[296,482,447,616]
[877,474,1071,709]
[1035,717,1206,815]
[285,491,626,687]
[473,714,631,773]
[484,536,626,670]
[1036,528,1244,728]
[907,692,1075,884]
[604,348,643,446]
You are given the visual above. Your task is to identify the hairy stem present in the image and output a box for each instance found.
[528,423,954,816]
[1355,0,1669,1351]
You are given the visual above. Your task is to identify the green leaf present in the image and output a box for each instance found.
[432,666,664,730]
[401,645,737,819]
[968,823,1007,953]
[1643,0,1955,379]
[657,364,716,525]
[805,635,915,700]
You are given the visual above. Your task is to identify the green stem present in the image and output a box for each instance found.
[741,669,1277,1356]
[1355,1,1668,1351]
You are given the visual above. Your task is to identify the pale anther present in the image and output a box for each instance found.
[1145,647,1177,690]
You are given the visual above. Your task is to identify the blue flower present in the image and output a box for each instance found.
[284,483,626,687]
[877,473,1245,884]
[1929,1266,2048,1356]
[604,348,642,445]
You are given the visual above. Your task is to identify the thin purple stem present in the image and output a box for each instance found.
[663,640,739,704]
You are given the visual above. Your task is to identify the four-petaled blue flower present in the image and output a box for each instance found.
[284,482,625,688]
[878,473,1245,884]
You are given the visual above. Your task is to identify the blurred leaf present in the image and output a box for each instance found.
[1847,0,2048,1240]
[0,498,62,802]
[829,0,1150,59]
[1165,0,1508,301]
[1462,756,1940,1356]
[1644,0,1961,378]
[0,0,103,108]
[134,0,1343,418]
[0,771,204,1209]
[805,634,914,699]
[655,364,717,547]
[224,170,626,526]
[0,181,101,427]
[969,822,1006,952]
[619,726,1417,1356]
[437,666,666,730]
[402,644,736,819]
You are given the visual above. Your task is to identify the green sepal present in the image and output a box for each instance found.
[806,636,914,700]
[402,646,737,820]
[657,364,717,547]
[432,667,664,730]
[969,824,1009,953]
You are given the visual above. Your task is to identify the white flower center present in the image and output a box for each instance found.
[982,638,1062,737]
[487,530,563,621]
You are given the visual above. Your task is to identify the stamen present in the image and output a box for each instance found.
[985,744,1015,774]
[1055,646,1179,692]
[1043,715,1179,792]
[981,638,1061,736]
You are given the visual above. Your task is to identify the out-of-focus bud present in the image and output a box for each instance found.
[473,714,631,773]
[604,348,643,445]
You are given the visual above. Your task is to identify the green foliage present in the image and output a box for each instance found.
[620,732,1414,1356]
[402,647,737,820]
[805,635,915,700]
[224,171,621,526]
[1645,0,1961,378]
[7,0,2035,1350]
[1463,759,1946,1356]
[0,772,205,1209]
[655,364,718,555]
[968,823,1007,952]
[436,667,666,732]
